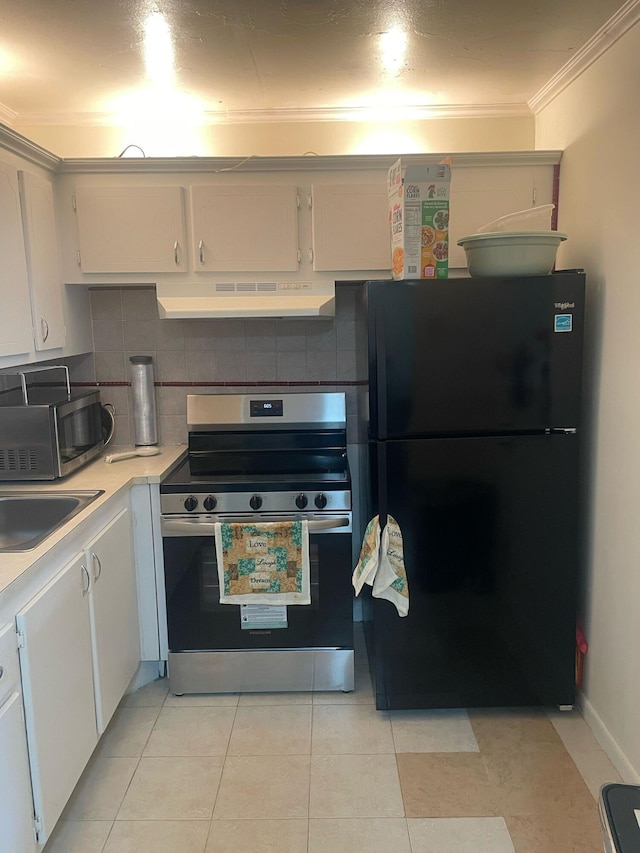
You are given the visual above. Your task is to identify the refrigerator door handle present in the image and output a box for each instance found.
[375,309,387,439]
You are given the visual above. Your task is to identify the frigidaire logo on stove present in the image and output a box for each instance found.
[555,302,575,309]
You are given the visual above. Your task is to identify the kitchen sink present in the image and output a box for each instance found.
[0,490,104,552]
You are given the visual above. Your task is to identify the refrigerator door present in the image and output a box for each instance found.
[367,274,584,439]
[366,432,579,710]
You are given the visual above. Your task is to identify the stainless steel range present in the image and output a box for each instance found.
[160,392,354,694]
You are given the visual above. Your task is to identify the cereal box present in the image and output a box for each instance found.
[388,158,451,280]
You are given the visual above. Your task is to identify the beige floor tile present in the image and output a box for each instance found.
[119,677,168,708]
[397,753,500,818]
[547,709,605,753]
[228,705,312,755]
[311,704,394,753]
[43,820,112,853]
[570,748,623,799]
[143,706,236,756]
[238,691,312,706]
[309,817,411,852]
[117,756,223,820]
[482,747,597,819]
[469,708,565,753]
[310,754,404,818]
[313,662,374,705]
[206,819,308,852]
[95,707,159,757]
[407,817,516,852]
[214,755,311,819]
[62,756,139,821]
[505,811,604,853]
[391,709,479,753]
[104,821,209,853]
[164,691,239,707]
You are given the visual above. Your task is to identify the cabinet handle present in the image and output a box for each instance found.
[81,564,91,596]
[174,241,180,266]
[92,552,102,581]
[41,317,49,343]
[198,240,204,265]
[0,665,4,680]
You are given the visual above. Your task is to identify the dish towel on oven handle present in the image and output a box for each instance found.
[214,520,311,605]
[352,515,409,617]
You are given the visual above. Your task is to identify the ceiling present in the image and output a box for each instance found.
[0,0,627,127]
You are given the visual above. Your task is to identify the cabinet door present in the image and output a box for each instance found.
[18,170,66,350]
[85,508,140,734]
[191,184,299,272]
[75,185,187,273]
[16,553,98,846]
[449,165,555,269]
[0,622,36,853]
[0,693,37,853]
[0,161,34,357]
[0,693,35,853]
[311,184,390,271]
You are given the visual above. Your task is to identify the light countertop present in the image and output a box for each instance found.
[0,444,186,597]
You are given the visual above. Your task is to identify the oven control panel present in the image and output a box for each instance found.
[161,489,351,515]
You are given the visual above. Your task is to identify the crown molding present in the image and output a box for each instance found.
[15,101,532,129]
[0,102,17,126]
[57,150,562,174]
[0,122,60,170]
[529,0,640,113]
[203,103,532,124]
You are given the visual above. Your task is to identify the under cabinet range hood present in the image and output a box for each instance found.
[156,279,336,319]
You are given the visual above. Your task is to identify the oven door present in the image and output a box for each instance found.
[161,514,353,652]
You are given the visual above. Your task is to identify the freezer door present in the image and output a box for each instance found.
[366,433,579,710]
[367,275,584,438]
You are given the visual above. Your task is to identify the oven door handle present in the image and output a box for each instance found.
[161,516,351,536]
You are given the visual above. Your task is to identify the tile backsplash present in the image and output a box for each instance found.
[66,283,366,446]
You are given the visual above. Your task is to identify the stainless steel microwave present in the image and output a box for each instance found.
[0,388,106,481]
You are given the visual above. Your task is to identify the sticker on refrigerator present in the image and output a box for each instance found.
[554,314,573,332]
[240,604,288,630]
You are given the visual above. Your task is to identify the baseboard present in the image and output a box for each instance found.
[126,660,164,693]
[579,690,640,784]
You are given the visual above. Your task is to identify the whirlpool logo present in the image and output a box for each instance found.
[554,302,575,310]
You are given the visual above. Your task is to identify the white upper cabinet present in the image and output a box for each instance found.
[18,170,66,350]
[191,184,299,272]
[449,164,555,268]
[75,185,187,273]
[0,161,33,357]
[311,183,390,272]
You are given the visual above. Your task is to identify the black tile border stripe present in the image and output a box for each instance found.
[71,380,367,388]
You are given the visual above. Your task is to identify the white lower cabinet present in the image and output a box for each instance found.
[0,623,36,853]
[0,694,37,853]
[15,505,141,846]
[84,508,140,734]
[16,553,98,847]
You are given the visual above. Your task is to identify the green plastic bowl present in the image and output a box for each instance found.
[457,230,568,277]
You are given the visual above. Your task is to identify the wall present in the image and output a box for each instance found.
[536,21,640,780]
[16,115,534,159]
[67,284,365,448]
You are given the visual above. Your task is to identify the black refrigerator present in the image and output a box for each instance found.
[363,272,585,711]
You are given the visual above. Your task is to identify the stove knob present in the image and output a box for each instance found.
[315,493,328,509]
[295,493,308,509]
[203,495,217,512]
[250,494,263,510]
[184,496,198,512]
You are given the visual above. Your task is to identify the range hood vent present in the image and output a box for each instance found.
[156,280,335,320]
